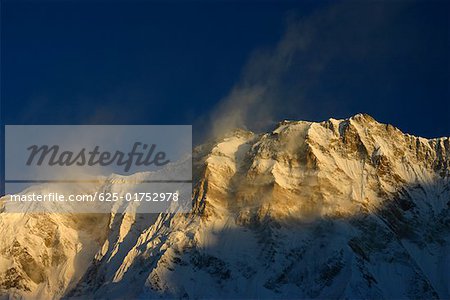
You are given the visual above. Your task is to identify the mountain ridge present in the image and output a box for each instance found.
[1,114,449,299]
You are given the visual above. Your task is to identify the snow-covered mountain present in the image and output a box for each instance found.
[1,114,449,299]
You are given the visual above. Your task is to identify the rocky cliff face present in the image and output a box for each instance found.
[1,114,449,299]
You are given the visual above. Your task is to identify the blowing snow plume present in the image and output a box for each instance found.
[208,1,406,139]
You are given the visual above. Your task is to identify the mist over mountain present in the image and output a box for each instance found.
[0,114,449,299]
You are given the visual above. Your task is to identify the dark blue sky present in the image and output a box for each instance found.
[1,0,449,139]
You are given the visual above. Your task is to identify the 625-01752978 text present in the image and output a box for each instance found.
[8,192,179,202]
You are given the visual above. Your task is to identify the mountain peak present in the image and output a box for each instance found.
[1,116,449,299]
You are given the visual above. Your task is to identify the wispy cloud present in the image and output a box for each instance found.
[207,1,407,139]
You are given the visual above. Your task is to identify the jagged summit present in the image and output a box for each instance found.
[1,116,449,299]
[218,113,430,144]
